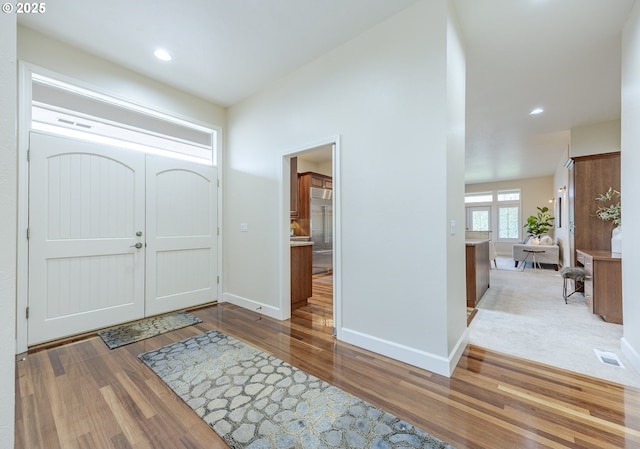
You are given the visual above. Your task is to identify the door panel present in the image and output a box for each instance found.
[145,156,217,315]
[28,132,145,345]
[466,206,491,232]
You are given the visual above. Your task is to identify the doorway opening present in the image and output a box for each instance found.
[286,141,337,336]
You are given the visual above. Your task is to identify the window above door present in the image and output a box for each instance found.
[30,74,217,165]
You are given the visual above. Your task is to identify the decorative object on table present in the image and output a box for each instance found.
[98,311,202,349]
[595,187,621,255]
[139,330,456,449]
[523,206,555,239]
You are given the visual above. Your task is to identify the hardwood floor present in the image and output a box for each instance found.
[291,272,334,333]
[15,276,640,448]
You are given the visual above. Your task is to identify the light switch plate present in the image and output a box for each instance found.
[240,223,249,232]
[450,220,456,235]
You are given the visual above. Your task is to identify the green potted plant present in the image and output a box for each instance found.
[523,206,555,239]
[594,187,621,226]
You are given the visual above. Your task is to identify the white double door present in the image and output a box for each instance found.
[28,132,218,345]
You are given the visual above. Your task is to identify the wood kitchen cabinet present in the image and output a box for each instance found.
[296,173,311,236]
[291,243,312,309]
[465,240,490,308]
[296,172,332,236]
[308,172,332,190]
[290,157,298,219]
[576,249,622,324]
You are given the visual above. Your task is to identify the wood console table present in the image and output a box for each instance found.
[576,249,622,324]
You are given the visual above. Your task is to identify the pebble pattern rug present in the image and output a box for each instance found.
[98,311,202,349]
[138,330,456,449]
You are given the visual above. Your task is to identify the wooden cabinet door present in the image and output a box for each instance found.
[593,259,623,324]
[572,153,620,257]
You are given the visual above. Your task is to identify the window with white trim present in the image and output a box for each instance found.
[465,189,522,242]
[497,189,521,240]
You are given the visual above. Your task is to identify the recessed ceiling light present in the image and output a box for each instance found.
[154,49,172,61]
[530,107,544,115]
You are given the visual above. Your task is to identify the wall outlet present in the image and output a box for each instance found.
[240,223,249,232]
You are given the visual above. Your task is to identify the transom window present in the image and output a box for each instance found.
[465,192,493,203]
[30,74,216,166]
[497,190,520,201]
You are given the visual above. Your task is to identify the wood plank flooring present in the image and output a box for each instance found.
[15,275,640,448]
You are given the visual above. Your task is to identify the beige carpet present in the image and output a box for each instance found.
[468,256,640,388]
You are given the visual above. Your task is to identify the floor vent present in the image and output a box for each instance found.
[594,349,624,368]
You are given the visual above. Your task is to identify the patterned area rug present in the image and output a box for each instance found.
[138,330,456,449]
[98,311,202,349]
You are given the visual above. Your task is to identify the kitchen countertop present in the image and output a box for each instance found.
[465,239,489,246]
[291,241,314,247]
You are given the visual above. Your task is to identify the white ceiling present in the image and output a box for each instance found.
[456,0,634,183]
[18,0,636,184]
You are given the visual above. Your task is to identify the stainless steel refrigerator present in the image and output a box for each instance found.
[310,187,333,274]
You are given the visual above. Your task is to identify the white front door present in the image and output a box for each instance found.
[145,156,218,315]
[28,132,146,345]
[28,133,218,345]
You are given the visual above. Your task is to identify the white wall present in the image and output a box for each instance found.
[296,157,332,176]
[570,119,621,157]
[446,0,468,361]
[225,0,466,376]
[621,1,640,376]
[0,12,16,449]
[18,27,226,128]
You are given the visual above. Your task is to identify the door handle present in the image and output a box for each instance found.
[130,242,143,249]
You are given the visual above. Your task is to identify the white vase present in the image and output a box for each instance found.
[611,226,622,255]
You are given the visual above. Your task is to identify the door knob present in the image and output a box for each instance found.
[130,242,143,249]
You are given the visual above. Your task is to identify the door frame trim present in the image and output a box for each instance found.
[280,136,342,338]
[16,62,33,353]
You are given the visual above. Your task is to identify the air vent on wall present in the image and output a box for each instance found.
[57,118,92,129]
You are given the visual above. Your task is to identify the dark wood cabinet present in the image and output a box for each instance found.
[576,249,622,324]
[308,173,332,190]
[295,172,331,236]
[296,173,311,236]
[570,152,620,263]
[290,157,298,219]
[291,243,312,309]
[466,240,490,308]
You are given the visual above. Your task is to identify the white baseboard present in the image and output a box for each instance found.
[222,293,284,320]
[621,337,640,375]
[448,328,470,374]
[340,327,469,377]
